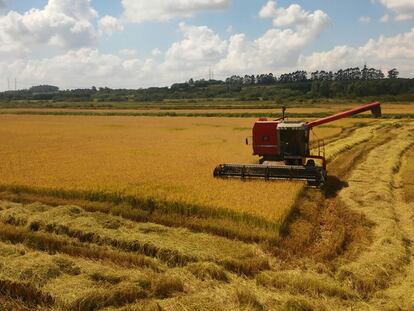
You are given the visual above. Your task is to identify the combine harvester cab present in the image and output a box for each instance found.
[214,102,382,187]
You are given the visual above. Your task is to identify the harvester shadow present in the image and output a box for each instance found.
[324,175,348,198]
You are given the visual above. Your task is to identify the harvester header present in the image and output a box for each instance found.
[214,102,382,187]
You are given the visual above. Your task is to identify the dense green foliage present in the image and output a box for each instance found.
[1,67,413,104]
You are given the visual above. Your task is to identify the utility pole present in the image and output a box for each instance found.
[14,78,16,91]
[7,78,10,91]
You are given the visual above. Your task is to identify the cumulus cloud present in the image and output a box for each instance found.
[119,49,138,58]
[152,48,162,56]
[162,22,227,72]
[0,48,158,90]
[45,0,97,20]
[259,0,330,32]
[4,0,413,91]
[298,28,414,77]
[0,2,334,90]
[98,16,123,36]
[2,25,414,91]
[215,2,330,74]
[157,3,330,78]
[0,0,100,57]
[121,0,231,23]
[378,0,414,21]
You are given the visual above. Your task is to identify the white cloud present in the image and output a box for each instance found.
[359,16,371,23]
[298,28,414,77]
[98,16,123,36]
[259,0,330,32]
[118,49,138,58]
[0,48,158,90]
[216,2,330,74]
[0,2,334,90]
[121,0,231,23]
[151,48,162,56]
[0,0,99,57]
[162,22,227,71]
[45,0,97,20]
[380,14,390,23]
[378,0,414,21]
[4,1,414,91]
[2,25,414,91]
[395,14,413,21]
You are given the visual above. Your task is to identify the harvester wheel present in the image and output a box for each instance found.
[213,166,222,178]
[306,160,316,167]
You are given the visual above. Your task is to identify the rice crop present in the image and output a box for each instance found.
[0,115,414,311]
[2,101,414,115]
[0,115,356,240]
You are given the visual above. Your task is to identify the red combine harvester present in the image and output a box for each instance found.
[214,102,382,187]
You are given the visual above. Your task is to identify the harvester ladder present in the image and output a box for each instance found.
[317,139,326,158]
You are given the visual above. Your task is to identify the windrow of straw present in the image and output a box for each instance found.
[0,240,193,310]
[0,214,343,311]
[337,123,414,296]
[0,223,161,271]
[0,201,270,276]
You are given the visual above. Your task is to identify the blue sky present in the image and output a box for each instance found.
[0,0,413,89]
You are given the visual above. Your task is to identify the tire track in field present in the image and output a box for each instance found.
[274,124,393,264]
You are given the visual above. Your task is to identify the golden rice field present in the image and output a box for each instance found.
[1,101,414,115]
[0,119,413,311]
[0,102,414,115]
[2,109,414,310]
[0,115,368,241]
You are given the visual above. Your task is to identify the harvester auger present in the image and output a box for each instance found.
[214,102,382,187]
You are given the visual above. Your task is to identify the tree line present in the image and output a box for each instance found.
[225,66,399,86]
[0,67,412,103]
